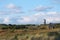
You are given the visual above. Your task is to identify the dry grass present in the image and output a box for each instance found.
[0,28,60,40]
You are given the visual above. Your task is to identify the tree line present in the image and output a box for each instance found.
[0,24,36,29]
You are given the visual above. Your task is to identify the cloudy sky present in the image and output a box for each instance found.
[0,0,60,24]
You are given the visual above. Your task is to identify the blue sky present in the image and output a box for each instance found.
[0,0,60,24]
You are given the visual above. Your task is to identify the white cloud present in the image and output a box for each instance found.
[46,17,54,23]
[0,10,59,24]
[46,17,60,23]
[33,11,58,18]
[34,12,45,17]
[32,12,60,23]
[32,12,45,21]
[3,17,10,23]
[7,3,16,9]
[34,5,53,12]
[16,11,60,24]
[6,3,23,13]
[0,3,24,16]
[17,16,31,23]
[16,12,45,24]
[17,15,40,24]
[47,12,57,15]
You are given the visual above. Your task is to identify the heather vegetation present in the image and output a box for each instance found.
[0,23,60,40]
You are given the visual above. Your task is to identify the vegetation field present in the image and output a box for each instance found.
[0,23,60,40]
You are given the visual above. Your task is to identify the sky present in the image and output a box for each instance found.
[0,0,60,24]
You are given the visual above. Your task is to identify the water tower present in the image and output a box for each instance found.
[44,19,46,25]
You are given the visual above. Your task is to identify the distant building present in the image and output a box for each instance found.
[49,23,55,29]
[49,23,60,29]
